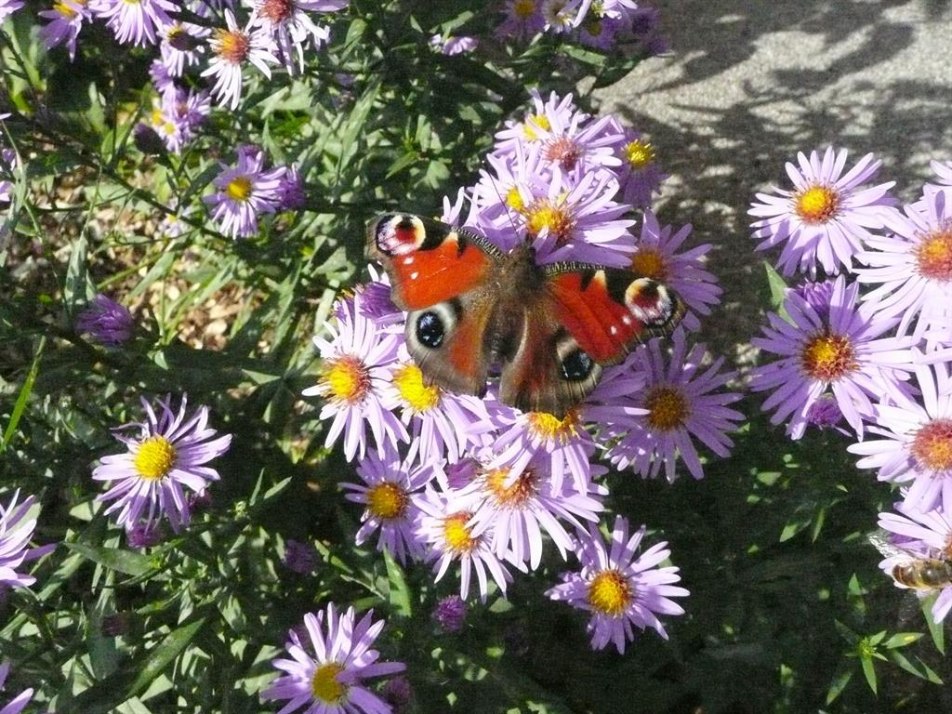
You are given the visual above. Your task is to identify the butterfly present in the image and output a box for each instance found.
[366,213,685,417]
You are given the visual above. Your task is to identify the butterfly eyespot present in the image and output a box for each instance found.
[625,278,677,328]
[415,311,446,348]
[560,348,595,382]
[374,214,427,256]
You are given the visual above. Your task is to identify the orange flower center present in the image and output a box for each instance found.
[795,185,839,224]
[214,28,250,64]
[320,355,371,405]
[915,228,952,281]
[644,386,690,431]
[544,136,582,171]
[800,333,856,381]
[630,248,667,281]
[911,419,952,472]
[442,513,478,553]
[526,198,573,243]
[366,482,408,520]
[527,409,580,443]
[484,467,538,508]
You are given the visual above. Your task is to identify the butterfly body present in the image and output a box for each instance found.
[367,213,685,416]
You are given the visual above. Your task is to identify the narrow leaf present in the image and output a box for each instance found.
[127,617,207,697]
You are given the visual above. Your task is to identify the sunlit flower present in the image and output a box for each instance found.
[0,0,24,23]
[303,295,407,462]
[159,20,208,77]
[546,515,688,653]
[751,276,913,439]
[91,0,177,46]
[429,33,478,55]
[246,0,347,73]
[749,146,896,276]
[92,394,232,533]
[261,603,405,714]
[495,0,545,40]
[75,294,135,346]
[0,492,41,590]
[614,127,666,209]
[38,0,91,60]
[850,361,952,513]
[203,144,285,238]
[202,9,277,110]
[340,443,434,564]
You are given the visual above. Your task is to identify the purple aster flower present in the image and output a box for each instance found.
[203,145,285,239]
[495,0,545,40]
[877,504,952,623]
[414,478,518,602]
[546,515,689,653]
[380,353,496,465]
[849,361,952,513]
[125,521,163,548]
[540,0,588,34]
[261,603,406,714]
[302,294,407,462]
[750,276,914,440]
[629,210,722,332]
[494,91,586,159]
[606,331,743,481]
[201,10,277,110]
[347,270,402,326]
[91,0,177,46]
[92,394,232,533]
[75,294,135,346]
[805,393,847,433]
[148,85,210,154]
[429,33,478,55]
[432,594,467,633]
[578,12,622,49]
[460,454,606,569]
[275,164,307,210]
[159,21,208,77]
[39,0,92,60]
[246,0,346,73]
[381,676,413,713]
[0,0,24,23]
[340,442,433,564]
[0,662,33,714]
[283,538,318,574]
[613,127,666,209]
[854,190,952,346]
[0,491,41,590]
[749,146,897,277]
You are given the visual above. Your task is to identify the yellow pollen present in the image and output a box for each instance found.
[588,569,632,616]
[526,199,573,243]
[226,176,253,202]
[311,662,346,703]
[644,386,689,431]
[800,333,856,382]
[392,364,440,412]
[624,140,655,169]
[485,468,537,507]
[443,513,477,553]
[911,419,952,473]
[215,28,250,63]
[630,248,667,280]
[795,185,839,224]
[915,228,952,281]
[514,0,536,19]
[53,0,82,18]
[133,436,176,481]
[528,409,580,442]
[367,482,408,520]
[320,356,370,404]
[506,185,526,214]
[523,114,552,142]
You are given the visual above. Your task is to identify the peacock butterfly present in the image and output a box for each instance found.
[366,213,685,417]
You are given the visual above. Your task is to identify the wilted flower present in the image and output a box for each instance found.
[432,594,468,633]
[75,294,135,346]
[283,539,318,574]
[92,394,232,533]
[261,603,405,714]
[546,515,688,653]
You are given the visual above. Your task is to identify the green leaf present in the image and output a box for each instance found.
[763,261,789,314]
[923,595,945,654]
[884,631,923,649]
[1,336,44,451]
[826,668,853,705]
[860,654,878,694]
[127,617,207,698]
[383,549,412,618]
[64,233,92,313]
[63,542,157,578]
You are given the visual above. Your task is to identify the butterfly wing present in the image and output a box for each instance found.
[367,214,502,395]
[499,265,685,415]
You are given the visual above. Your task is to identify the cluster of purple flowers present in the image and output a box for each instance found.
[204,144,305,239]
[748,147,952,623]
[496,0,665,54]
[307,91,741,653]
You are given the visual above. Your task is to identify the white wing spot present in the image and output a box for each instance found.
[610,325,618,336]
[410,271,420,280]
[622,316,632,325]
[404,256,415,265]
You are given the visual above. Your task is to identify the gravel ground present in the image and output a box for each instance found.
[596,0,952,361]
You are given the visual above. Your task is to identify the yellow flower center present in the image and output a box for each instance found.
[523,113,552,142]
[624,140,655,169]
[514,0,536,19]
[443,513,477,554]
[915,228,952,281]
[214,28,250,63]
[588,569,633,616]
[800,333,856,382]
[525,199,573,243]
[795,185,839,224]
[320,356,370,404]
[630,248,668,281]
[392,364,440,413]
[367,482,408,520]
[911,419,952,472]
[226,176,253,202]
[133,436,176,481]
[527,409,580,443]
[485,467,537,507]
[644,386,690,431]
[505,185,526,214]
[311,662,346,703]
[53,0,83,18]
